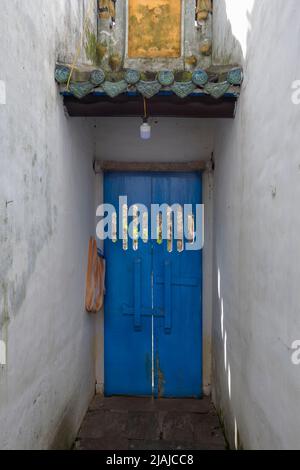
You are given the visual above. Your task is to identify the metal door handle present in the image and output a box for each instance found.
[165,260,172,334]
[134,258,142,331]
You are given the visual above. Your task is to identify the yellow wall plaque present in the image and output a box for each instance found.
[128,0,182,59]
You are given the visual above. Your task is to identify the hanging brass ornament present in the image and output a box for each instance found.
[196,0,212,22]
[99,0,115,20]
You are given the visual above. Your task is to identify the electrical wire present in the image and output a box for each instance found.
[67,0,96,91]
[143,97,148,120]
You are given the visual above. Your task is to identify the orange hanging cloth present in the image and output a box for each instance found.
[85,238,106,313]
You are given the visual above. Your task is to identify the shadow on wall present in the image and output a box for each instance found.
[212,0,267,450]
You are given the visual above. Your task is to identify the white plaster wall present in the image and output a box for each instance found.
[94,117,215,395]
[212,0,300,450]
[0,0,98,449]
[95,117,214,162]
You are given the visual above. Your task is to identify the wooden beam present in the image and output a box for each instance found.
[94,160,208,174]
[63,94,237,119]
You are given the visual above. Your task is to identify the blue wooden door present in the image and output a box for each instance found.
[104,172,202,398]
[152,174,202,398]
[104,173,153,396]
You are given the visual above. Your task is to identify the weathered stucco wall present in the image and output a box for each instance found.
[95,117,214,162]
[0,0,98,449]
[212,0,300,450]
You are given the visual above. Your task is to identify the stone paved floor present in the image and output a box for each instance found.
[75,396,226,450]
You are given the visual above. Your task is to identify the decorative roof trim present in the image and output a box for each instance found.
[55,64,243,101]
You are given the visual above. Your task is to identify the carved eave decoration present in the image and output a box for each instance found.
[55,64,243,100]
[55,1,243,104]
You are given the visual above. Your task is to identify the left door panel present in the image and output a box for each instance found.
[104,173,153,396]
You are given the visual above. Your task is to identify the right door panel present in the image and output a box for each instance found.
[152,173,203,398]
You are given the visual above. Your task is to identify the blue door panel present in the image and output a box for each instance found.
[104,173,152,396]
[152,174,202,398]
[104,172,203,398]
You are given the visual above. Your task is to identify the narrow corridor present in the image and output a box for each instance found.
[75,397,226,451]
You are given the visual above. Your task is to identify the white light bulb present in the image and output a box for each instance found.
[140,121,151,140]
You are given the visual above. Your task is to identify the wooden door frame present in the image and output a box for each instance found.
[94,160,208,174]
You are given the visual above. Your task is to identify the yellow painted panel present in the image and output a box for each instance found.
[128,0,182,59]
